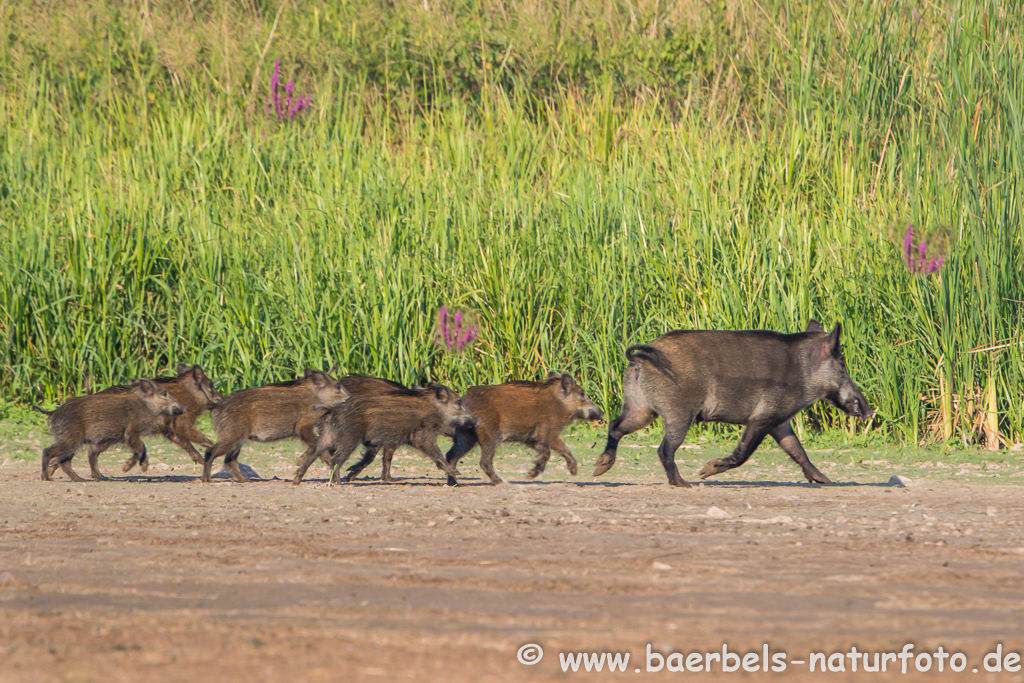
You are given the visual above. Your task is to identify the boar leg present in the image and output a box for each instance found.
[656,417,694,488]
[295,433,357,485]
[202,439,242,483]
[593,400,656,477]
[770,422,833,485]
[414,439,459,481]
[444,429,479,486]
[697,421,773,480]
[342,447,379,483]
[530,435,578,477]
[54,450,88,483]
[223,446,251,483]
[476,438,504,485]
[526,442,552,479]
[41,444,73,482]
[163,424,206,465]
[379,446,398,482]
[87,443,116,480]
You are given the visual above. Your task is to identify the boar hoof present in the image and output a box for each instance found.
[698,460,729,480]
[526,467,542,480]
[806,471,834,485]
[446,475,459,487]
[592,453,616,477]
[122,459,137,473]
[566,460,578,476]
[669,477,692,488]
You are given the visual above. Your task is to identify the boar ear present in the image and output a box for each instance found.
[560,373,576,396]
[431,384,449,401]
[822,323,842,356]
[546,370,561,381]
[177,363,191,375]
[135,378,156,395]
[806,319,825,333]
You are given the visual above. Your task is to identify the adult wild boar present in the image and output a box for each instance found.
[202,369,349,483]
[102,363,223,472]
[445,371,604,485]
[593,321,872,487]
[35,379,186,482]
[293,383,476,485]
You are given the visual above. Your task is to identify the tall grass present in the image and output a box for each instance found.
[0,0,1021,446]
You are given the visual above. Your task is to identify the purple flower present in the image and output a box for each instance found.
[266,61,312,122]
[902,223,944,275]
[435,307,478,353]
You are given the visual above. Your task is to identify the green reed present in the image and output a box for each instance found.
[0,0,1020,446]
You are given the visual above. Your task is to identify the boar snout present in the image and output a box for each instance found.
[583,406,604,421]
[833,384,873,420]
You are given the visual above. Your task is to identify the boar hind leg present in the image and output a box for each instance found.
[698,422,773,480]
[342,447,379,483]
[54,450,88,483]
[594,405,657,477]
[87,443,117,480]
[656,418,693,488]
[202,439,242,483]
[41,445,76,482]
[771,422,833,484]
[223,446,251,483]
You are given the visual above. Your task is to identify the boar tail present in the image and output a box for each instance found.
[625,345,678,382]
[32,404,55,416]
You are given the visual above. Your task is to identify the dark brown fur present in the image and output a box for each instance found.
[335,374,411,482]
[293,384,477,485]
[36,379,186,482]
[202,369,350,483]
[593,321,873,487]
[101,364,222,472]
[445,372,604,485]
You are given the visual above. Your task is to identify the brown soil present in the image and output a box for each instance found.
[2,432,1023,682]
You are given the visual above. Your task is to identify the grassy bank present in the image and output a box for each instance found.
[0,0,1021,446]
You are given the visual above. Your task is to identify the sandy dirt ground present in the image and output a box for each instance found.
[2,426,1023,682]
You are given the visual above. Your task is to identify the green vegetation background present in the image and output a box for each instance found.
[1,0,1021,445]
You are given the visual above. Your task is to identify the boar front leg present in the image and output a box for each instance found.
[379,446,399,482]
[697,421,773,480]
[527,436,578,479]
[164,425,206,465]
[444,429,479,486]
[415,439,459,480]
[770,422,833,484]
